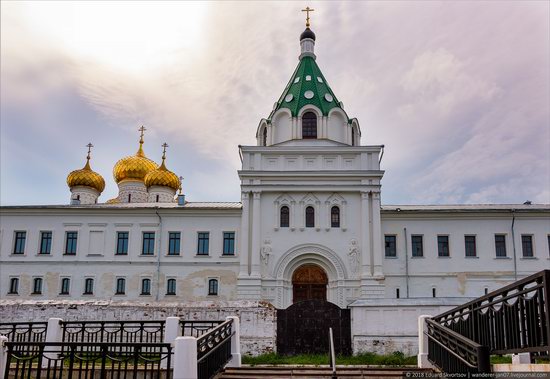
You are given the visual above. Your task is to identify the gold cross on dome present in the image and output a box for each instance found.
[138,125,147,138]
[86,143,93,160]
[302,6,314,28]
[162,142,168,160]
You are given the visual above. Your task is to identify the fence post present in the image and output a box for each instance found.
[225,316,241,368]
[173,336,197,379]
[42,318,63,368]
[0,336,7,379]
[162,317,180,369]
[417,315,434,369]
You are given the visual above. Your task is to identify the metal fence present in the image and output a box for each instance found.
[180,320,223,338]
[427,269,550,373]
[4,341,172,379]
[61,320,166,344]
[0,322,47,343]
[197,319,233,379]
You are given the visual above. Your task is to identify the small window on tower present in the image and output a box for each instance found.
[262,128,267,146]
[128,194,131,203]
[351,127,355,146]
[280,206,290,228]
[305,206,315,228]
[156,194,159,202]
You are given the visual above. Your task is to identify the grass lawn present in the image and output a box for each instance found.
[242,352,417,366]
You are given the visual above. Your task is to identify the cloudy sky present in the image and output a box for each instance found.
[1,1,549,205]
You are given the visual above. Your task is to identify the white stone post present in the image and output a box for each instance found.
[162,317,180,369]
[225,316,241,368]
[173,336,198,379]
[417,315,435,369]
[0,336,8,379]
[512,353,530,364]
[42,318,63,368]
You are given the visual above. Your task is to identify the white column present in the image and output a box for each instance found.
[360,191,371,277]
[162,317,180,369]
[225,316,241,368]
[173,336,197,379]
[324,201,330,231]
[512,353,531,364]
[0,336,7,379]
[290,200,296,230]
[239,192,250,277]
[417,315,435,369]
[42,318,63,368]
[250,191,261,278]
[372,192,383,277]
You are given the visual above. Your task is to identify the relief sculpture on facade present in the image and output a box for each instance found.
[348,239,360,278]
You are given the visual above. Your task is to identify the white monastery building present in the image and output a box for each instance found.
[1,17,549,353]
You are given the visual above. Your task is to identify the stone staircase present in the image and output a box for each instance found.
[217,365,434,378]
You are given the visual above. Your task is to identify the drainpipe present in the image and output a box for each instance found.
[155,208,163,301]
[511,210,517,281]
[404,227,410,298]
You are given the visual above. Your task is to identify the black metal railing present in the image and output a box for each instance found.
[180,320,224,338]
[428,269,550,372]
[61,320,166,344]
[427,319,490,373]
[4,341,172,379]
[0,322,47,342]
[197,319,233,379]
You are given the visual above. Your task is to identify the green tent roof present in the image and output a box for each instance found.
[268,56,346,120]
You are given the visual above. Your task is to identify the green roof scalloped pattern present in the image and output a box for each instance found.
[268,56,345,120]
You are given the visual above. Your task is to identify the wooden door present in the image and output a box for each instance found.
[292,264,328,303]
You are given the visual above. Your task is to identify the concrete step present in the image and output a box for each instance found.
[217,365,432,378]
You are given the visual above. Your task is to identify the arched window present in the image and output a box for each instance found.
[262,127,267,146]
[156,194,159,202]
[351,127,355,146]
[116,278,125,295]
[33,278,43,294]
[280,206,290,228]
[84,278,94,295]
[331,206,340,228]
[167,278,176,295]
[128,194,131,203]
[305,206,315,228]
[208,279,218,296]
[60,278,70,295]
[302,112,317,139]
[141,278,151,295]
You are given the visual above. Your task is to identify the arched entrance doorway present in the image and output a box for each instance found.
[292,264,328,303]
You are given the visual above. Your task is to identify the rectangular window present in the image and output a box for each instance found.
[39,232,52,254]
[521,235,534,257]
[384,235,397,257]
[60,278,70,295]
[116,278,125,295]
[168,232,181,255]
[32,278,43,294]
[141,279,151,295]
[223,232,235,255]
[437,236,449,257]
[84,278,94,295]
[411,235,423,257]
[142,232,155,255]
[465,235,477,257]
[166,279,176,295]
[13,231,26,254]
[116,232,129,255]
[208,278,218,296]
[65,232,78,255]
[197,232,210,255]
[495,234,507,257]
[8,278,19,294]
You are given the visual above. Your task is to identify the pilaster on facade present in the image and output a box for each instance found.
[250,191,262,278]
[371,192,384,278]
[360,191,372,277]
[238,192,250,278]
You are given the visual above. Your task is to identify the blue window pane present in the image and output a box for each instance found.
[223,232,235,255]
[197,232,209,255]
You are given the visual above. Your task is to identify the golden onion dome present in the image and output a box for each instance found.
[113,127,158,183]
[67,144,106,193]
[105,197,119,204]
[144,143,181,190]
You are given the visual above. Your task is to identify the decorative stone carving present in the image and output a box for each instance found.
[348,239,360,278]
[261,239,272,277]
